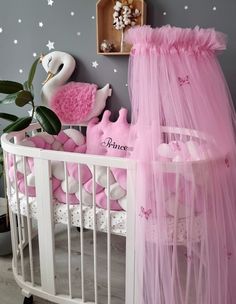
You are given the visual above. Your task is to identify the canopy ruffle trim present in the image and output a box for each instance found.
[125,25,227,52]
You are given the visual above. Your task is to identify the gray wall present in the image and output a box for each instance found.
[0,0,236,195]
[0,0,236,118]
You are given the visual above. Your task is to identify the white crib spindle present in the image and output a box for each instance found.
[64,162,72,298]
[34,158,56,295]
[106,167,111,304]
[126,165,136,304]
[92,165,98,304]
[170,169,184,303]
[23,157,34,285]
[13,154,25,281]
[3,152,18,270]
[78,163,85,302]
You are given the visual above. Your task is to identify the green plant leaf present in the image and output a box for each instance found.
[15,90,33,107]
[23,81,34,96]
[0,112,19,121]
[3,116,32,133]
[0,92,18,105]
[27,57,40,89]
[35,106,61,135]
[0,81,23,94]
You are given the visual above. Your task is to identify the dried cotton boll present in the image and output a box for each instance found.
[133,8,141,17]
[114,1,122,11]
[116,1,122,7]
[100,40,114,53]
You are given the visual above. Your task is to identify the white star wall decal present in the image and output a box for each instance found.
[92,61,99,68]
[46,40,55,50]
[28,109,36,118]
[48,0,54,6]
[39,22,44,28]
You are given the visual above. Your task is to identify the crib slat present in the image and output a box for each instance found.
[3,152,18,270]
[171,170,184,303]
[92,165,98,304]
[21,214,26,244]
[64,162,73,298]
[9,211,18,269]
[78,164,85,302]
[13,155,25,281]
[106,167,111,304]
[34,158,56,295]
[126,166,136,304]
[23,157,34,285]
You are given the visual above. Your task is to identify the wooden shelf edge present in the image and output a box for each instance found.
[97,52,130,56]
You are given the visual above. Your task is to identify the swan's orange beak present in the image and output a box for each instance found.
[42,71,54,85]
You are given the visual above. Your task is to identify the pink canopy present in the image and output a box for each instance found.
[125,25,236,304]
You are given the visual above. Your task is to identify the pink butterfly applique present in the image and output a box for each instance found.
[225,158,230,168]
[178,75,190,86]
[184,253,193,262]
[139,206,152,220]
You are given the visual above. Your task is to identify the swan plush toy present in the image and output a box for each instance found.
[41,51,112,124]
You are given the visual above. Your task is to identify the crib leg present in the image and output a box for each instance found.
[23,295,33,304]
[76,227,88,232]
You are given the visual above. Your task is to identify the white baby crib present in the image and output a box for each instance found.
[1,123,205,304]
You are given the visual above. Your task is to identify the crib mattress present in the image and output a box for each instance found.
[9,191,203,243]
[9,193,126,236]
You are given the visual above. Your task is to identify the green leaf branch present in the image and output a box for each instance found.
[0,57,61,135]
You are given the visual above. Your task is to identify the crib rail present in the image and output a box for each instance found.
[1,122,210,304]
[1,123,136,304]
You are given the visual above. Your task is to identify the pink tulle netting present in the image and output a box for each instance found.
[126,25,236,304]
[125,25,227,52]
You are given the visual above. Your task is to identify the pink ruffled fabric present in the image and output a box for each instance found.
[125,25,226,53]
[51,82,97,124]
[126,25,236,304]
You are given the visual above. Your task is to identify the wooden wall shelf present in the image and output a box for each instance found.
[96,0,146,56]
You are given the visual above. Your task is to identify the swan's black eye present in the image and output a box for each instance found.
[47,57,52,67]
[57,64,63,73]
